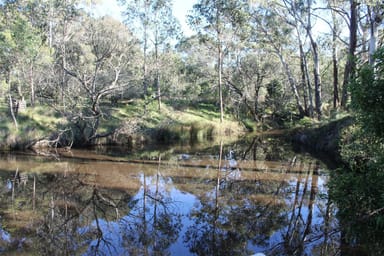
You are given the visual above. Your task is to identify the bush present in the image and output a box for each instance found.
[350,48,384,138]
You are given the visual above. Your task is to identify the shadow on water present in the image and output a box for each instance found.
[0,134,346,255]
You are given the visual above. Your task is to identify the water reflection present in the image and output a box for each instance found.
[0,135,340,255]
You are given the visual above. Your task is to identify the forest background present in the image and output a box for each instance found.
[1,0,384,252]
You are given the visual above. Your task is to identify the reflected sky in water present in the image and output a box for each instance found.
[0,136,340,255]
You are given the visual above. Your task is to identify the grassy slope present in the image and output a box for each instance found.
[109,100,246,144]
[0,106,66,149]
[0,100,246,149]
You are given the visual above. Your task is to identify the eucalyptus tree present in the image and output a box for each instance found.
[63,16,140,145]
[340,0,359,108]
[366,2,383,65]
[250,5,306,118]
[328,0,343,109]
[119,0,181,111]
[0,0,44,125]
[273,0,323,119]
[227,52,276,121]
[188,0,242,123]
[176,36,217,104]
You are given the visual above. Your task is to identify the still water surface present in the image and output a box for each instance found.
[0,135,340,255]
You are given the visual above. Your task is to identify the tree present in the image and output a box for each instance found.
[63,16,139,145]
[251,6,306,118]
[341,0,359,108]
[227,53,274,121]
[350,47,384,137]
[176,36,217,104]
[189,0,233,123]
[0,2,44,126]
[120,0,181,111]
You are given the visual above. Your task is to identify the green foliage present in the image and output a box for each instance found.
[350,47,384,137]
[329,47,384,254]
[329,135,384,254]
[265,79,290,120]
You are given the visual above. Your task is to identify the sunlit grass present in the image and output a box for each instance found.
[0,99,245,148]
[108,99,246,144]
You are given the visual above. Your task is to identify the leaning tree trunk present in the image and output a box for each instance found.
[279,53,306,117]
[311,41,322,120]
[9,95,18,129]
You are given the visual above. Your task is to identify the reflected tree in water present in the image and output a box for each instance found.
[184,142,286,255]
[120,154,182,255]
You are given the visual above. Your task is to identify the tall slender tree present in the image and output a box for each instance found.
[341,0,359,108]
[189,0,234,123]
[120,0,181,111]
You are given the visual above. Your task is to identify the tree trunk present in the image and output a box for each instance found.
[312,42,322,120]
[307,0,322,120]
[279,53,306,117]
[9,95,18,129]
[143,9,148,98]
[217,6,224,124]
[299,44,309,115]
[331,7,340,109]
[341,0,358,108]
[155,26,161,112]
[30,63,35,107]
[258,21,305,117]
[368,5,380,66]
[253,83,260,122]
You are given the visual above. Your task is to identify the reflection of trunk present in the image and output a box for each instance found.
[143,172,149,256]
[284,160,303,246]
[213,140,223,247]
[284,162,311,254]
[33,175,36,210]
[51,195,55,221]
[153,154,161,251]
[302,166,318,243]
[322,197,332,254]
[12,168,19,201]
[241,137,258,160]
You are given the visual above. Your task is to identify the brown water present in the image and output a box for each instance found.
[0,135,340,255]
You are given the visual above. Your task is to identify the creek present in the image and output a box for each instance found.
[0,133,341,255]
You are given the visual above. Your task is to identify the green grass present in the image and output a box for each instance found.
[108,100,246,144]
[1,100,246,148]
[0,106,66,149]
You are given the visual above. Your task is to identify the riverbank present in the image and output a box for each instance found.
[0,100,246,150]
[289,115,354,164]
